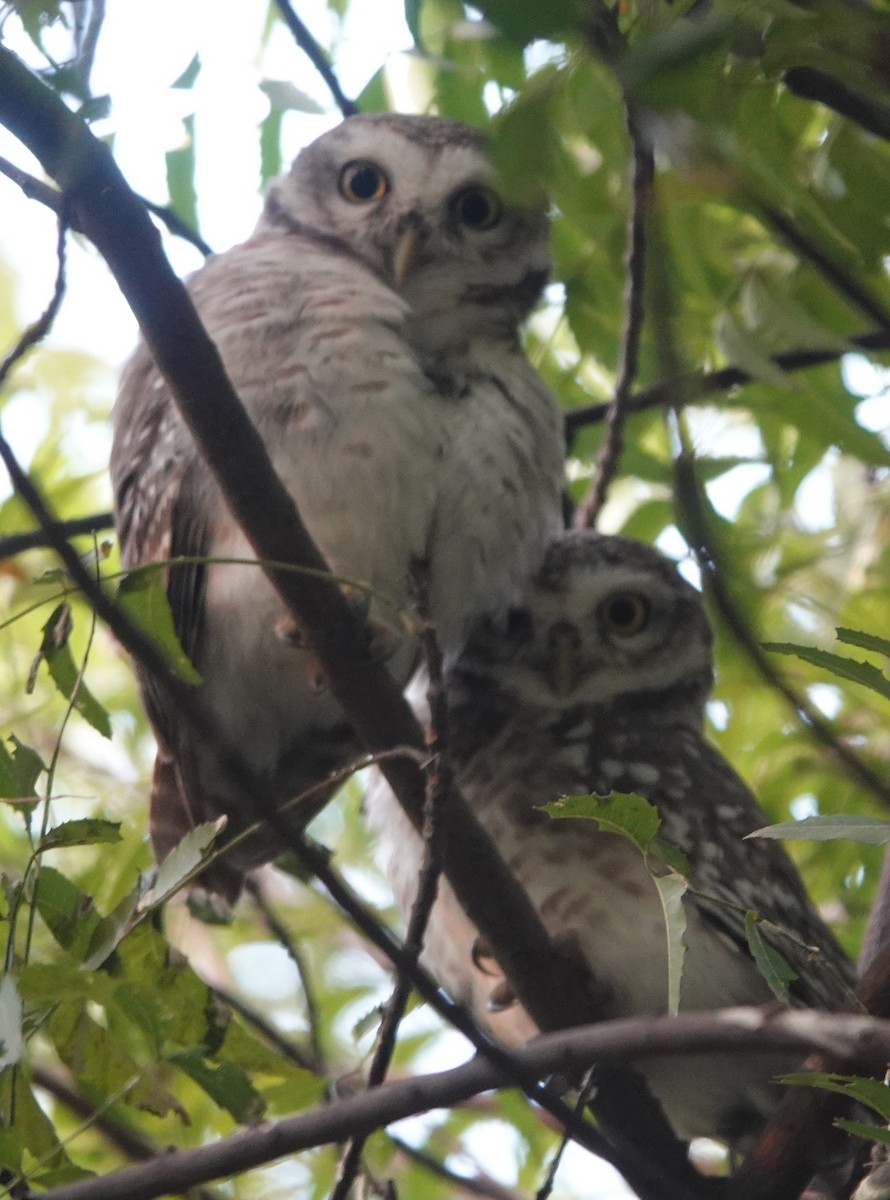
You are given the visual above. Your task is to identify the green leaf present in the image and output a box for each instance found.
[654,872,687,1016]
[143,820,225,908]
[542,793,661,853]
[0,737,45,800]
[747,815,890,845]
[166,114,199,235]
[834,1119,890,1146]
[169,1048,266,1122]
[762,641,890,700]
[81,882,142,972]
[33,604,112,738]
[836,627,890,658]
[116,571,202,684]
[0,975,25,1069]
[745,913,797,1000]
[34,867,100,961]
[40,819,122,852]
[474,0,585,42]
[171,53,201,89]
[781,1073,890,1121]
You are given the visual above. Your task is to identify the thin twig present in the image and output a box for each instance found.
[0,512,114,560]
[271,0,357,117]
[388,1134,528,1200]
[332,565,452,1199]
[0,155,213,257]
[535,1069,597,1200]
[30,1065,227,1200]
[0,203,67,386]
[209,984,319,1072]
[757,202,890,337]
[674,450,890,810]
[573,102,653,529]
[245,876,326,1071]
[563,327,890,439]
[71,0,106,98]
[30,1006,890,1200]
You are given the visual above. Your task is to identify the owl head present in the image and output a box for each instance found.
[453,531,714,723]
[260,114,550,350]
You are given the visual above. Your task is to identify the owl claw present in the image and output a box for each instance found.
[471,935,500,976]
[486,980,516,1013]
[275,616,307,647]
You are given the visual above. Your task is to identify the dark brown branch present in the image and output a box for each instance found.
[388,1134,528,1200]
[0,44,700,1198]
[30,1007,890,1200]
[728,944,890,1200]
[0,512,114,560]
[245,878,326,1071]
[573,102,652,529]
[71,0,106,99]
[563,328,890,439]
[271,0,358,117]
[783,66,890,143]
[757,203,890,337]
[0,154,213,257]
[332,568,449,1199]
[29,1065,227,1200]
[210,983,319,1072]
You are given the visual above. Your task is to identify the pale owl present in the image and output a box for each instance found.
[111,114,564,899]
[367,530,854,1152]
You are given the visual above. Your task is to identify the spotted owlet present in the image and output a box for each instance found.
[111,114,564,899]
[366,530,854,1151]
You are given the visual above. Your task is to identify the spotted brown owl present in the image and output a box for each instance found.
[366,530,854,1151]
[111,114,564,900]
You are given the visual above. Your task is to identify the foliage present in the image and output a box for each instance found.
[0,0,888,1197]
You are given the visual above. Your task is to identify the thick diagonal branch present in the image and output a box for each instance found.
[0,44,699,1197]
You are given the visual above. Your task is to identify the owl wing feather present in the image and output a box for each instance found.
[589,722,855,1012]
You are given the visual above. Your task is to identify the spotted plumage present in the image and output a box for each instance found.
[366,530,854,1149]
[111,113,564,899]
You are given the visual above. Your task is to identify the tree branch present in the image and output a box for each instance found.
[29,1066,227,1200]
[0,512,114,560]
[0,44,701,1197]
[573,102,652,530]
[783,66,890,143]
[727,944,890,1200]
[331,568,449,1199]
[0,154,213,257]
[563,329,890,439]
[271,0,358,117]
[29,1007,890,1200]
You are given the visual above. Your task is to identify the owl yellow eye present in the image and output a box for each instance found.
[599,592,651,637]
[339,160,389,203]
[451,185,503,230]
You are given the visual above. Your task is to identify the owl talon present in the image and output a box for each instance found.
[486,980,517,1013]
[471,935,500,976]
[275,616,307,647]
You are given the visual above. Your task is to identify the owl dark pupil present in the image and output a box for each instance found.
[350,168,380,198]
[610,598,639,627]
[460,191,491,224]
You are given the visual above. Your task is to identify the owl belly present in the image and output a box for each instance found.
[368,770,783,1149]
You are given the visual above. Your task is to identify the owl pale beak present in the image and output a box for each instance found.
[545,622,583,698]
[392,229,417,285]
